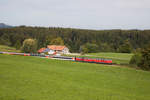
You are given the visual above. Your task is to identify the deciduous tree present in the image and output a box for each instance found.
[21,38,37,53]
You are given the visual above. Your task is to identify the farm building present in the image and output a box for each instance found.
[38,45,69,55]
[38,48,46,54]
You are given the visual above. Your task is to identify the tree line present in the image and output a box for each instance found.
[0,26,150,53]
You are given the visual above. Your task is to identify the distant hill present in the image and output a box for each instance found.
[0,23,13,28]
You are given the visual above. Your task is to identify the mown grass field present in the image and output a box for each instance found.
[0,45,20,52]
[0,54,150,100]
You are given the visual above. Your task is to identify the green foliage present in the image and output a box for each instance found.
[81,43,99,53]
[44,52,49,55]
[99,43,113,52]
[0,27,150,52]
[21,38,37,53]
[0,54,150,100]
[118,40,132,53]
[80,46,89,54]
[50,37,64,45]
[44,35,55,47]
[138,46,150,70]
[0,34,11,46]
[14,40,21,50]
[129,52,142,66]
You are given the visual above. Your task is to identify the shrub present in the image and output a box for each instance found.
[129,53,141,66]
[138,46,150,70]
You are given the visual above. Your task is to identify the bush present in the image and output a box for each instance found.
[130,46,150,71]
[138,46,150,70]
[129,53,141,66]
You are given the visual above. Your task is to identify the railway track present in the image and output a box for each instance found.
[0,51,112,65]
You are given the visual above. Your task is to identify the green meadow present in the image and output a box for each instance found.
[0,54,150,100]
[0,45,20,53]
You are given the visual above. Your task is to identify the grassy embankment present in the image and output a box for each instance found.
[0,54,150,100]
[0,45,20,52]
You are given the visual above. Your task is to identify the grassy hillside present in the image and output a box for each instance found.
[0,54,150,100]
[0,45,20,52]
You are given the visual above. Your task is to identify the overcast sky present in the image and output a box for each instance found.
[0,0,150,29]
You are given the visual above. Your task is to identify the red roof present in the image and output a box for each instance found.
[47,45,66,51]
[38,48,46,53]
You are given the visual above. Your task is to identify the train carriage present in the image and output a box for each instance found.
[75,57,112,64]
